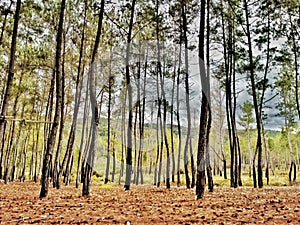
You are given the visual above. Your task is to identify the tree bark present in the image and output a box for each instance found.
[206,0,213,192]
[196,0,210,199]
[105,46,114,185]
[244,0,263,188]
[82,0,105,196]
[124,0,136,191]
[181,2,191,189]
[64,0,87,187]
[40,0,65,198]
[0,0,22,181]
[176,37,182,187]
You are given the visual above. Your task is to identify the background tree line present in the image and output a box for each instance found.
[0,0,299,198]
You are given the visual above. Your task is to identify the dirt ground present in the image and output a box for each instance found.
[0,182,299,224]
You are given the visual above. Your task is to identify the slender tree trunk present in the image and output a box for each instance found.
[196,0,209,199]
[40,0,65,198]
[171,51,176,183]
[220,0,235,187]
[154,57,161,186]
[0,1,12,46]
[252,145,258,188]
[79,83,94,185]
[3,121,13,183]
[3,74,23,183]
[105,48,114,185]
[136,46,145,185]
[247,127,252,177]
[53,32,66,188]
[10,105,24,181]
[155,1,170,188]
[244,0,263,188]
[138,52,147,185]
[176,38,183,187]
[112,133,116,182]
[124,0,136,191]
[223,159,227,179]
[118,89,126,185]
[0,122,7,179]
[76,74,89,188]
[181,2,191,189]
[206,0,213,192]
[259,7,272,186]
[154,9,164,188]
[19,130,29,182]
[82,0,105,196]
[34,117,41,183]
[189,138,195,188]
[65,0,87,187]
[133,102,138,184]
[0,0,21,181]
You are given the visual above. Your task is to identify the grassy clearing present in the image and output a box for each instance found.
[83,164,300,189]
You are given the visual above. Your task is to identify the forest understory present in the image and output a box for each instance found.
[0,182,299,224]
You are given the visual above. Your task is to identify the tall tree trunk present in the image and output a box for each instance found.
[40,0,65,198]
[154,3,163,188]
[220,0,236,187]
[82,0,105,196]
[105,46,114,185]
[64,0,87,187]
[206,0,213,192]
[124,0,136,191]
[155,0,170,188]
[176,33,183,187]
[182,2,191,189]
[53,31,66,188]
[244,0,263,188]
[196,0,209,199]
[136,45,145,185]
[138,52,147,185]
[171,50,177,183]
[0,0,21,181]
[259,5,272,186]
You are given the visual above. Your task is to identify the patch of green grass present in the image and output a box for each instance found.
[212,175,290,187]
[92,175,104,182]
[213,178,230,187]
[94,184,114,189]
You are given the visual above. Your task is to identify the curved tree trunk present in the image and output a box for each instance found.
[82,0,105,196]
[181,2,191,189]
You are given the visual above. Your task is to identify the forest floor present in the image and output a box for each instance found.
[0,182,300,224]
